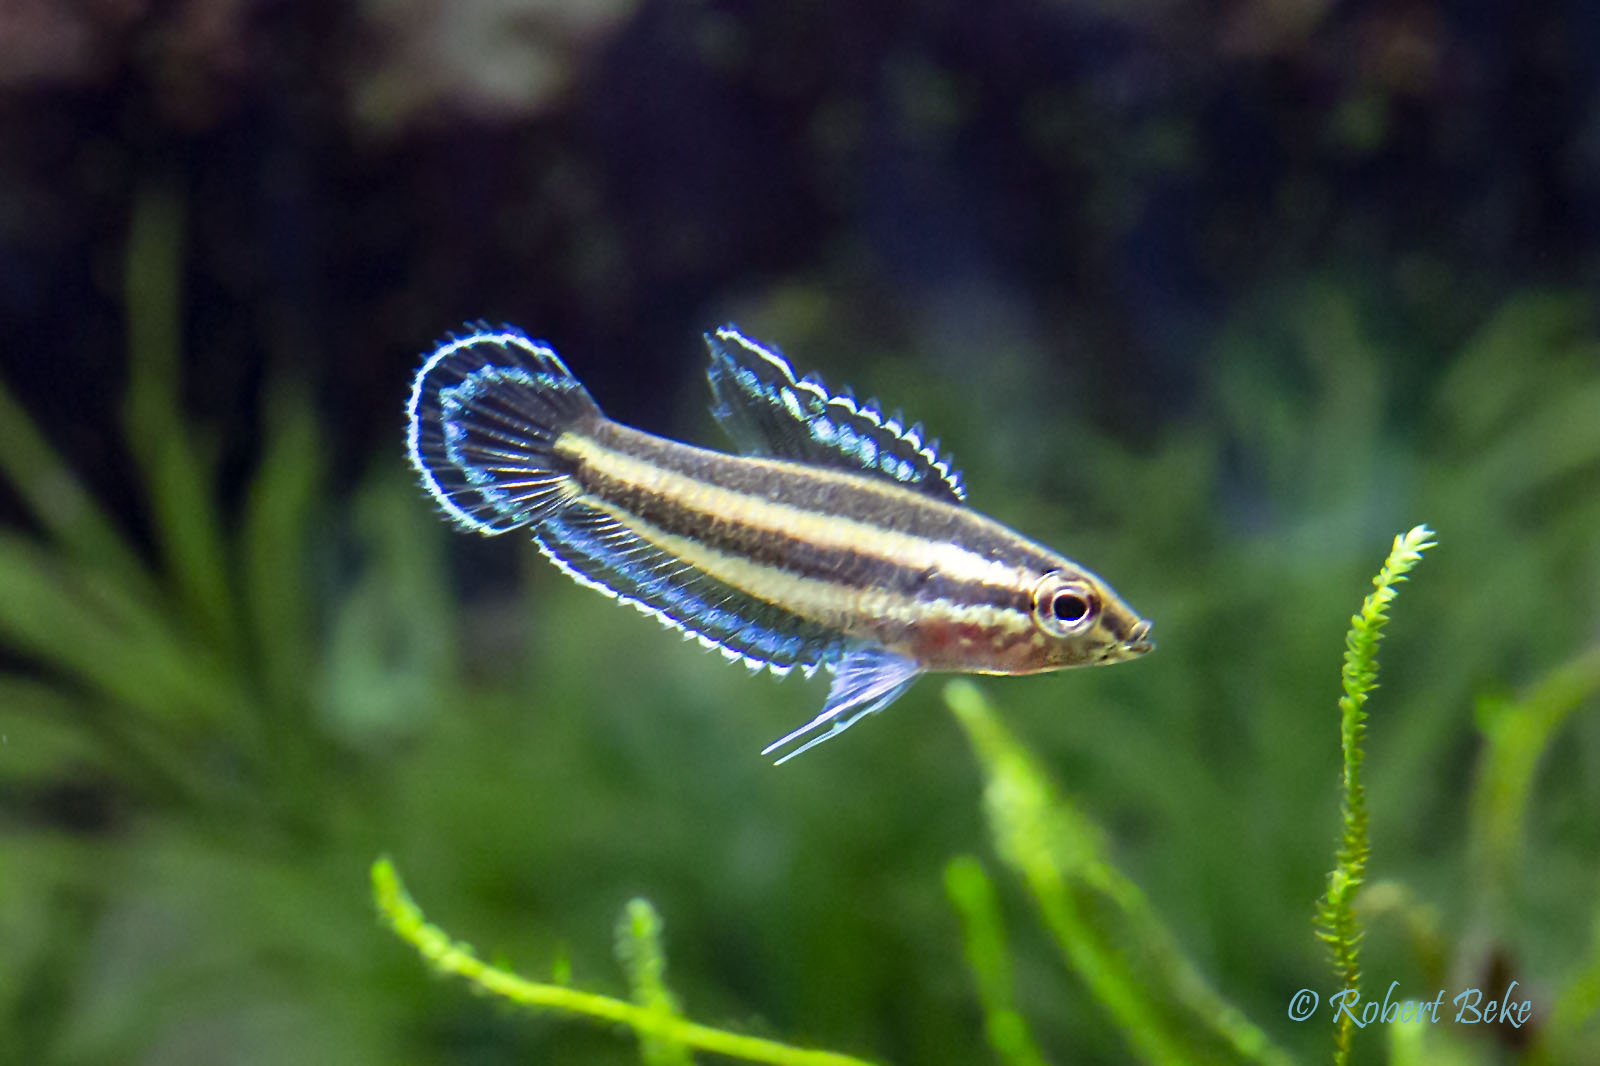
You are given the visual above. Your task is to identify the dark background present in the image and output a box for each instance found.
[1,2,1597,1064]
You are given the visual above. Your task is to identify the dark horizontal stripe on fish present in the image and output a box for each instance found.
[603,505,1039,651]
[552,423,1038,615]
[582,422,1059,565]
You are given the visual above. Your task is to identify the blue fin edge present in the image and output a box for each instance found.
[707,325,968,503]
[533,504,845,679]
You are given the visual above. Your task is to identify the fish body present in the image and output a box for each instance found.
[408,324,1152,762]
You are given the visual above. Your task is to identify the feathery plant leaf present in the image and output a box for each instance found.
[0,177,325,827]
[944,857,1053,1066]
[616,899,695,1066]
[944,681,1293,1066]
[0,377,152,595]
[1314,524,1436,1066]
[240,382,323,726]
[370,858,880,1066]
[122,178,240,664]
[0,531,240,729]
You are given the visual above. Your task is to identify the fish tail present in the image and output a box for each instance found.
[406,323,601,533]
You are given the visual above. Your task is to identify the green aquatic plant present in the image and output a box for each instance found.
[371,858,878,1066]
[1314,525,1437,1065]
[1468,645,1600,921]
[376,681,1300,1066]
[370,529,1459,1066]
[1467,647,1600,1064]
[4,175,1597,1065]
[945,681,1294,1066]
[0,179,460,1063]
[944,857,1053,1066]
[616,898,696,1066]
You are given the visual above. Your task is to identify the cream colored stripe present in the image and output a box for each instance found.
[587,501,1037,637]
[562,434,1033,592]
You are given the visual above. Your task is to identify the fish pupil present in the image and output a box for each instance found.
[1052,591,1092,625]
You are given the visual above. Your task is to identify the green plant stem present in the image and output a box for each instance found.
[371,859,880,1066]
[1548,909,1600,1046]
[617,898,695,1066]
[945,857,1053,1066]
[946,682,1293,1066]
[1314,525,1436,1066]
[1468,647,1600,1063]
[1468,644,1600,913]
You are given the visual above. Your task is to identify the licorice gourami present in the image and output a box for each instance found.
[407,324,1153,763]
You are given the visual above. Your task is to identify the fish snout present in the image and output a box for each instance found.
[1122,619,1155,656]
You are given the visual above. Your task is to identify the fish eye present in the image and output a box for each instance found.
[1032,573,1099,636]
[1052,590,1092,625]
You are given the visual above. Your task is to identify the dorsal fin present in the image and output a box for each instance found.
[705,326,967,504]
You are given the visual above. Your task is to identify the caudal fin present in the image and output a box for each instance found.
[406,324,601,534]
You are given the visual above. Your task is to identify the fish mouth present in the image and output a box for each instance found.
[1120,619,1155,657]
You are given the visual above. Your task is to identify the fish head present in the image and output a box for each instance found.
[1026,567,1154,669]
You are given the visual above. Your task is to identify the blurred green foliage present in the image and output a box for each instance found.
[944,856,1052,1066]
[946,680,1292,1066]
[1,180,1598,1066]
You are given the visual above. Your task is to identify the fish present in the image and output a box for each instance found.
[406,323,1153,763]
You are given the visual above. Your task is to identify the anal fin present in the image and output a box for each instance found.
[762,645,923,765]
[534,503,845,676]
